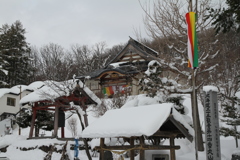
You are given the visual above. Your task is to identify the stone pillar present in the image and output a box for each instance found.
[203,86,221,160]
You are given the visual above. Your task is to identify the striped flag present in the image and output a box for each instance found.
[102,86,115,96]
[186,12,198,69]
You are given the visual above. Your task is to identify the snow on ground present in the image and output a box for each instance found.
[0,95,239,160]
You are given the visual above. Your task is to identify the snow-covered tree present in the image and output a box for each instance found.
[139,60,163,98]
[220,95,240,148]
[0,21,33,87]
[139,60,188,115]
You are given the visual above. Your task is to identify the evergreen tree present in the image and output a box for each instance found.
[16,109,32,128]
[166,96,185,114]
[34,110,54,137]
[0,20,33,87]
[207,0,240,33]
[16,109,54,137]
[139,60,163,98]
[139,60,187,115]
[220,95,240,147]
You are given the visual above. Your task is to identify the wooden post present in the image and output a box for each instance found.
[61,127,64,138]
[81,101,89,127]
[170,137,176,160]
[130,137,135,160]
[99,138,105,160]
[139,136,145,160]
[19,85,22,135]
[53,107,59,137]
[29,106,37,138]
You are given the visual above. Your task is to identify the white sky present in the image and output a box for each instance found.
[0,0,149,49]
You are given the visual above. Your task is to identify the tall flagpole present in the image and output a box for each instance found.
[192,68,198,160]
[189,0,198,160]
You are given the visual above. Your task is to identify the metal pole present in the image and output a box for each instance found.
[190,0,193,11]
[189,0,198,159]
[192,69,198,160]
[195,0,198,14]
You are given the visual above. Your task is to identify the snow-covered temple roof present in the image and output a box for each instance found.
[82,103,193,141]
[76,37,158,80]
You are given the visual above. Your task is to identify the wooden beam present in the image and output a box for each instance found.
[96,71,125,79]
[101,77,128,81]
[61,127,64,138]
[170,137,176,160]
[100,138,105,160]
[121,54,140,58]
[152,130,181,137]
[130,137,135,160]
[53,107,59,137]
[101,80,127,85]
[29,107,37,138]
[168,115,193,142]
[95,145,180,151]
[139,136,145,160]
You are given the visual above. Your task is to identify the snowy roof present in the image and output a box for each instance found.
[106,37,158,67]
[203,85,218,93]
[82,103,194,140]
[19,80,101,106]
[0,81,44,98]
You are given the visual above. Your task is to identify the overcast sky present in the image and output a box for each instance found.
[0,0,150,49]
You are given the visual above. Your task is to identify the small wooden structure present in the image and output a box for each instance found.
[20,80,100,139]
[82,104,193,160]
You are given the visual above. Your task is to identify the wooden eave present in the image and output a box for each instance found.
[152,115,193,142]
[107,40,156,65]
[96,70,126,79]
[71,86,98,105]
[130,42,158,61]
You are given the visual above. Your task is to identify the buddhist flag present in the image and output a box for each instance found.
[102,86,114,96]
[186,12,198,69]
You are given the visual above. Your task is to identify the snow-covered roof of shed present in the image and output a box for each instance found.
[0,81,44,99]
[19,80,101,106]
[82,103,194,138]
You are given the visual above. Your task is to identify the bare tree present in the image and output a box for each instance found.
[70,42,112,76]
[139,0,224,151]
[30,43,75,81]
[67,117,78,137]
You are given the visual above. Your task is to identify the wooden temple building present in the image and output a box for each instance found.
[19,80,101,139]
[77,37,159,97]
[82,104,193,160]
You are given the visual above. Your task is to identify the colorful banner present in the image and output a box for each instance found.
[102,85,128,96]
[186,12,199,69]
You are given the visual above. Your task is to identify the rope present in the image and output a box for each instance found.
[98,145,145,155]
[96,145,147,160]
